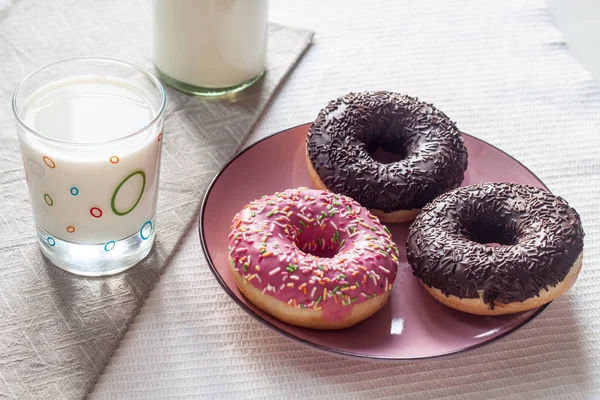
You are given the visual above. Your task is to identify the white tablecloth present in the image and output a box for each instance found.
[92,0,600,398]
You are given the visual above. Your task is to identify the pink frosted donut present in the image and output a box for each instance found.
[228,187,399,330]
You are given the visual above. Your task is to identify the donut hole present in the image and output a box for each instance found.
[367,145,407,164]
[295,226,345,258]
[365,122,418,164]
[301,243,339,258]
[462,220,517,247]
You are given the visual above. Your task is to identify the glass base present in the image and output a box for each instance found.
[155,67,265,97]
[37,218,155,276]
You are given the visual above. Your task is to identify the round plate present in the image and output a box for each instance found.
[199,123,550,360]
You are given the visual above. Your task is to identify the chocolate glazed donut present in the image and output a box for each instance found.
[407,182,585,315]
[305,91,468,223]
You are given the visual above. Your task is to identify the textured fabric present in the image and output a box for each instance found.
[0,1,312,398]
[91,0,600,399]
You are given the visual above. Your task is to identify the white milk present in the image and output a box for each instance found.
[153,0,268,89]
[18,76,162,244]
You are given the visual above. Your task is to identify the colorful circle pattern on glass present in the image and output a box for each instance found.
[104,241,116,252]
[42,156,55,169]
[111,170,146,216]
[25,155,154,247]
[140,220,153,240]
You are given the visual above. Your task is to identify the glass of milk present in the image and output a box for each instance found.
[12,57,166,276]
[153,0,269,96]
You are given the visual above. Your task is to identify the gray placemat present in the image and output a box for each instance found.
[0,1,313,398]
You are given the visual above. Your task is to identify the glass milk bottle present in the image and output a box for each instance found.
[152,0,269,96]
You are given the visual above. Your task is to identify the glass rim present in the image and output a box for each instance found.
[12,56,167,146]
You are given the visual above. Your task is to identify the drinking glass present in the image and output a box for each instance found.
[12,57,166,276]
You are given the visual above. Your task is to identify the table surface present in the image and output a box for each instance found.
[548,0,600,84]
[87,0,600,398]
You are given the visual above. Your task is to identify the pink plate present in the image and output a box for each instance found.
[199,123,550,360]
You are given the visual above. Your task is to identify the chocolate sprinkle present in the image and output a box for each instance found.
[306,91,468,212]
[406,182,585,307]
